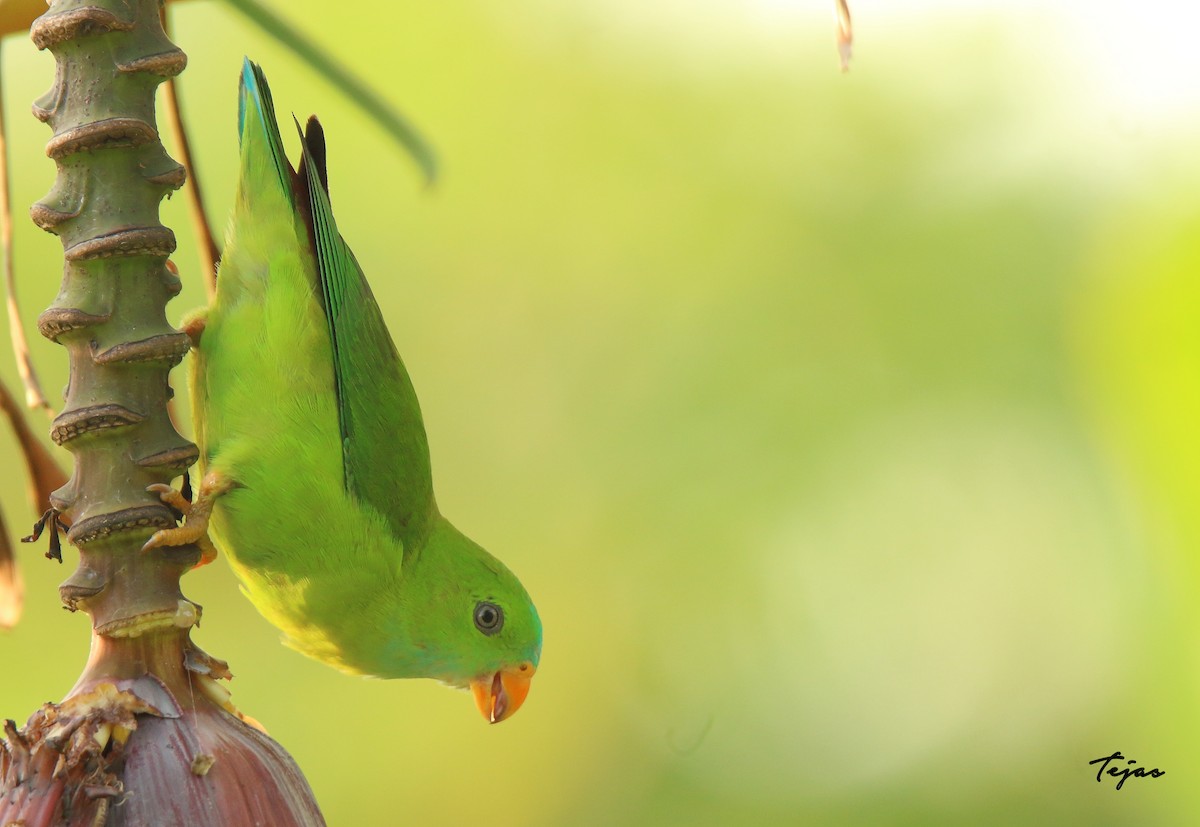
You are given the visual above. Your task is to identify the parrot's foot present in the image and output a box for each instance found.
[180,308,208,347]
[143,471,233,567]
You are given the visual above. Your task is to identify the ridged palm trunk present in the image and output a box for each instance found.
[0,1,325,824]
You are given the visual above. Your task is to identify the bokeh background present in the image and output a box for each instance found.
[2,0,1199,823]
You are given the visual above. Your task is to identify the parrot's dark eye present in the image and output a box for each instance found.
[473,601,504,635]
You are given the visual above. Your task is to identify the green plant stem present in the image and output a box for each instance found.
[0,2,325,823]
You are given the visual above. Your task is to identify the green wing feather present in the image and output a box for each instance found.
[294,116,437,552]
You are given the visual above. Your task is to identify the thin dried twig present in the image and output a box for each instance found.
[160,6,221,299]
[836,0,853,72]
[0,372,67,515]
[0,369,67,631]
[0,41,51,411]
[0,501,22,629]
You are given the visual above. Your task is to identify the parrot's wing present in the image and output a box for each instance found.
[296,116,437,553]
[236,58,435,553]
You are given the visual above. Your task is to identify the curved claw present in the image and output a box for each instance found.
[143,472,231,567]
[147,482,190,518]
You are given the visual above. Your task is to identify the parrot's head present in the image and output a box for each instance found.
[399,517,542,724]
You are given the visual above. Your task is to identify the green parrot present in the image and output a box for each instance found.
[145,59,541,724]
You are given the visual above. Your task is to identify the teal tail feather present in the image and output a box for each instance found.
[238,57,293,202]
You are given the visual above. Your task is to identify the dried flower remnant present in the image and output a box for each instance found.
[21,506,65,563]
[0,656,324,826]
[191,752,217,776]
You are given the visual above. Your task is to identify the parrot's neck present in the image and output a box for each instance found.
[256,516,464,683]
[238,514,527,688]
[262,562,410,679]
[372,516,527,686]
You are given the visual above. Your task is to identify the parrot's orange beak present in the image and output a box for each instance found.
[470,662,535,724]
